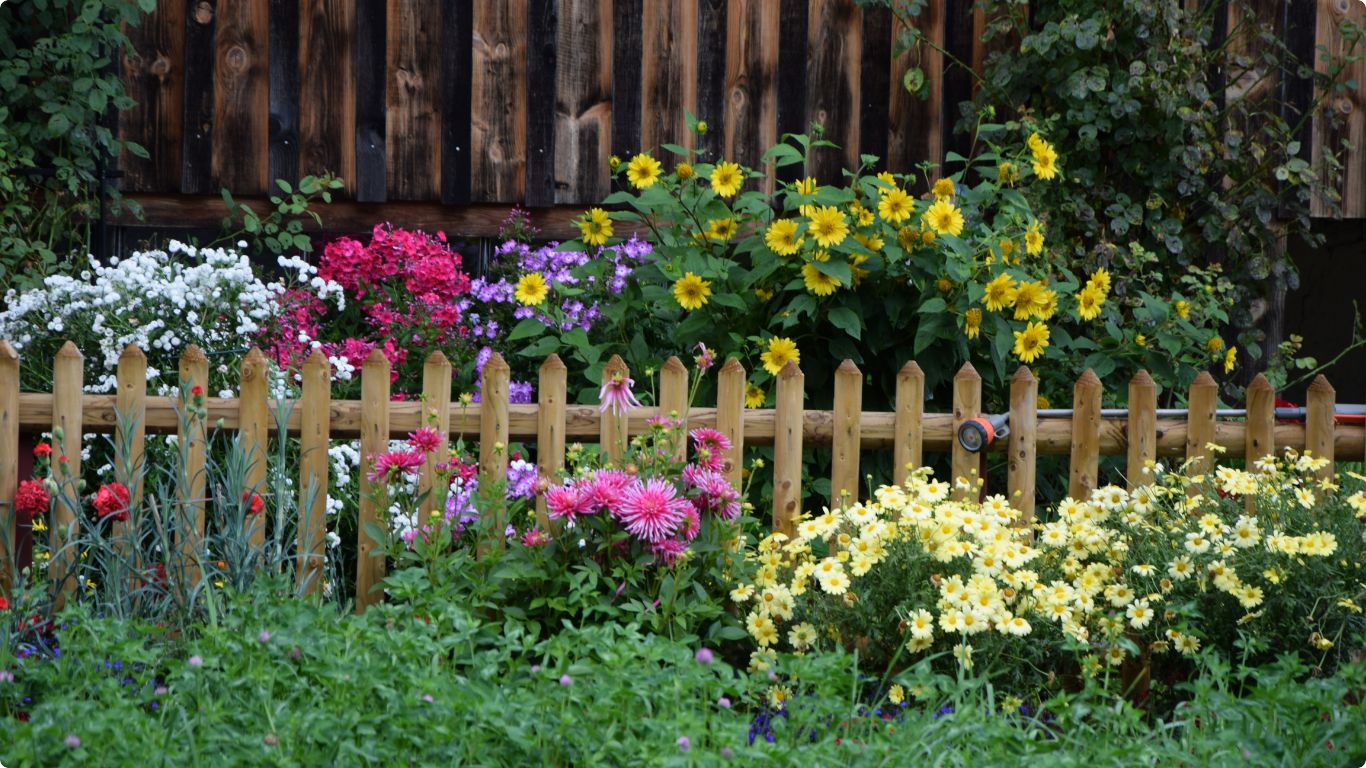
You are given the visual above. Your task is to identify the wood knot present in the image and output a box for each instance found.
[396,68,421,91]
[193,1,214,25]
[151,54,171,77]
[494,42,509,58]
[226,45,248,72]
[1337,97,1353,116]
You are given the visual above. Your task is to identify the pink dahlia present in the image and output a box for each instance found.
[650,537,689,567]
[598,371,642,416]
[545,482,590,523]
[521,528,551,547]
[686,466,742,520]
[369,449,426,482]
[584,469,631,514]
[689,428,731,472]
[407,427,443,454]
[618,478,689,543]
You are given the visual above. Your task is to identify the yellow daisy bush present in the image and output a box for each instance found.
[729,448,1363,681]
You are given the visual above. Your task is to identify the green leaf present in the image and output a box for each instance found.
[507,318,546,342]
[827,307,862,340]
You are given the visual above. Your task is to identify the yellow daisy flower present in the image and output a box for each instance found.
[964,308,982,339]
[801,263,841,296]
[710,161,743,197]
[932,177,955,199]
[982,273,1017,312]
[673,272,712,310]
[579,207,613,246]
[626,153,661,189]
[760,337,800,375]
[765,219,803,255]
[1012,321,1050,363]
[1076,285,1105,321]
[877,187,913,224]
[1025,222,1044,256]
[923,199,964,237]
[745,383,766,409]
[514,272,548,306]
[807,206,849,247]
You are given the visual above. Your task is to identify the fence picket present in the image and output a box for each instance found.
[1069,369,1102,502]
[51,341,84,603]
[297,350,330,595]
[0,341,17,596]
[1186,371,1217,486]
[951,363,981,499]
[177,345,209,588]
[536,354,568,530]
[480,352,511,547]
[1007,366,1037,524]
[599,355,630,464]
[1305,374,1335,481]
[420,351,452,518]
[832,359,863,505]
[659,356,690,462]
[114,344,147,584]
[772,361,804,536]
[239,348,270,550]
[356,348,390,613]
[715,357,746,489]
[1127,370,1157,489]
[893,360,924,486]
[1245,373,1275,462]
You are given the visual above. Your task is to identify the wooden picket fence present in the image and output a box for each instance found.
[2,340,1364,611]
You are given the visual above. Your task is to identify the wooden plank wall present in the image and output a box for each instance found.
[118,0,1366,229]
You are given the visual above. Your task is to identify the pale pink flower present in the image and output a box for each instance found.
[521,528,551,547]
[651,538,689,567]
[618,478,689,542]
[694,343,715,372]
[598,370,642,416]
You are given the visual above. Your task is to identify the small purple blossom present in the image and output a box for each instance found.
[0,670,14,683]
[154,686,169,696]
[694,647,715,665]
[188,655,203,667]
[422,694,434,703]
[559,674,573,687]
[65,734,81,749]
[677,736,691,753]
[530,664,541,674]
[258,630,271,644]
[718,696,732,709]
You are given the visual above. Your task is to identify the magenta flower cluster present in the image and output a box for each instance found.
[542,428,740,566]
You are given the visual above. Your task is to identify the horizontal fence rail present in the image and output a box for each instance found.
[3,342,1364,609]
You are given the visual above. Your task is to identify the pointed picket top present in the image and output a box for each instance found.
[1190,370,1217,389]
[1011,365,1035,384]
[1075,368,1101,388]
[603,354,628,375]
[363,347,389,367]
[0,339,16,361]
[483,350,509,372]
[954,361,979,381]
[778,360,803,379]
[836,359,861,376]
[303,347,331,369]
[1307,373,1335,395]
[119,343,146,362]
[539,352,567,372]
[1246,372,1273,393]
[180,343,208,364]
[56,340,83,360]
[720,356,745,375]
[899,360,923,379]
[424,349,452,368]
[1130,368,1155,388]
[662,355,687,374]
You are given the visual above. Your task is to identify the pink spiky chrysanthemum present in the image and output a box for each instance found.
[584,469,632,514]
[369,449,426,482]
[651,538,689,567]
[617,478,690,543]
[598,370,643,416]
[685,466,742,520]
[407,427,443,454]
[545,482,591,523]
[689,428,732,472]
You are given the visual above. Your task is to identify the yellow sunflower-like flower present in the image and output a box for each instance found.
[675,162,694,181]
[1037,288,1058,320]
[998,161,1019,185]
[710,161,743,197]
[755,287,774,302]
[765,219,803,255]
[1032,141,1059,181]
[1025,222,1044,256]
[707,217,737,241]
[999,239,1017,263]
[1012,321,1050,363]
[626,153,661,189]
[1088,268,1112,296]
[1175,300,1190,320]
[965,308,982,339]
[1206,336,1225,355]
[1076,285,1105,321]
[1027,132,1046,153]
[761,337,800,375]
[1224,346,1237,374]
[579,208,613,246]
[932,177,955,200]
[807,206,849,247]
[877,187,913,224]
[1012,280,1048,320]
[924,199,965,237]
[745,383,766,409]
[514,272,548,306]
[982,273,1017,312]
[794,177,819,196]
[801,263,841,296]
[673,272,712,310]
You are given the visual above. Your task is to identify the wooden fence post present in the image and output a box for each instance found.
[114,344,147,584]
[893,361,924,487]
[1127,370,1157,489]
[355,348,390,613]
[659,356,689,462]
[951,363,981,499]
[177,345,209,588]
[297,350,330,596]
[1068,369,1102,502]
[831,359,863,505]
[0,341,17,596]
[420,351,452,518]
[1244,373,1275,514]
[480,351,511,548]
[1186,371,1217,486]
[599,355,630,465]
[772,361,803,536]
[239,348,270,550]
[715,357,746,489]
[1007,366,1037,524]
[51,341,83,604]
[536,354,567,530]
[1305,374,1335,481]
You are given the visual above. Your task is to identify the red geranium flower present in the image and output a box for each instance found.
[242,491,265,516]
[14,480,49,523]
[190,385,205,398]
[93,482,132,522]
[33,442,52,458]
[0,595,10,611]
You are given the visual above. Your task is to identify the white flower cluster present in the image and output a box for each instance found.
[0,241,341,395]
